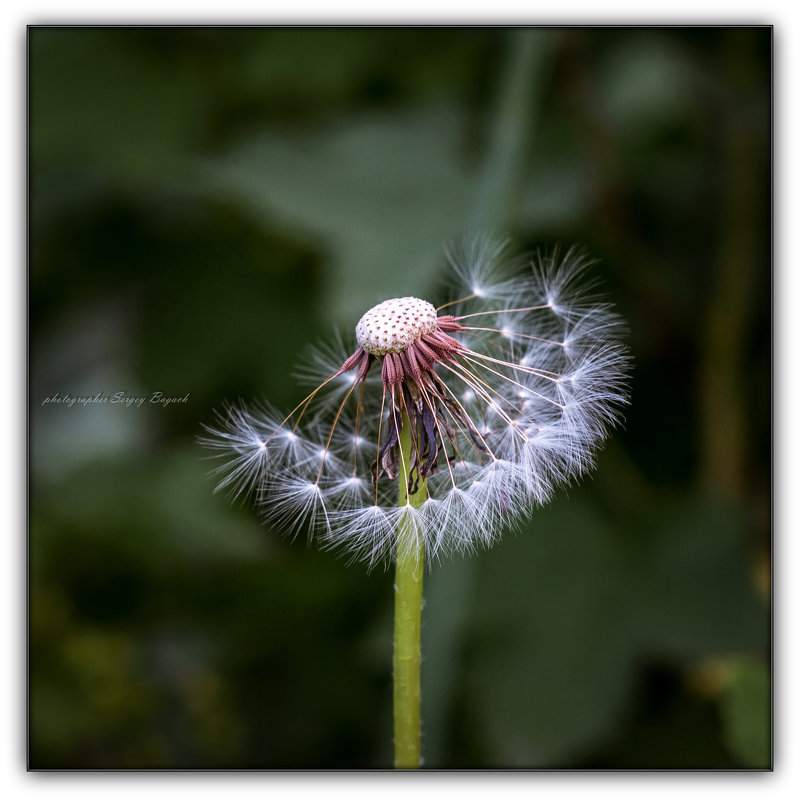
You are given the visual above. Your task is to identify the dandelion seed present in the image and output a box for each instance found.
[201,240,630,565]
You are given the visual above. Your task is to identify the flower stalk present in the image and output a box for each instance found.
[393,410,426,768]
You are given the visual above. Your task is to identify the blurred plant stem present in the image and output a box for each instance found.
[469,29,554,232]
[393,411,427,768]
[700,29,765,501]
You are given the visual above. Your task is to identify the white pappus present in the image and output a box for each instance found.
[201,239,630,567]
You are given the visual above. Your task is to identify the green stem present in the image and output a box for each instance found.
[469,28,555,232]
[393,411,427,768]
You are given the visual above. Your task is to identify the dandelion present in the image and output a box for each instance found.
[202,239,629,564]
[201,237,630,767]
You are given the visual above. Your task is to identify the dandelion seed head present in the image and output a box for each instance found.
[202,238,630,565]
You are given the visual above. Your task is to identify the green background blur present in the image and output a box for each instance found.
[29,27,771,769]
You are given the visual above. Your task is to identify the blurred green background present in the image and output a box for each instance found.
[29,27,771,769]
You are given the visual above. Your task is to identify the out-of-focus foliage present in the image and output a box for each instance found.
[720,657,771,769]
[30,27,771,769]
